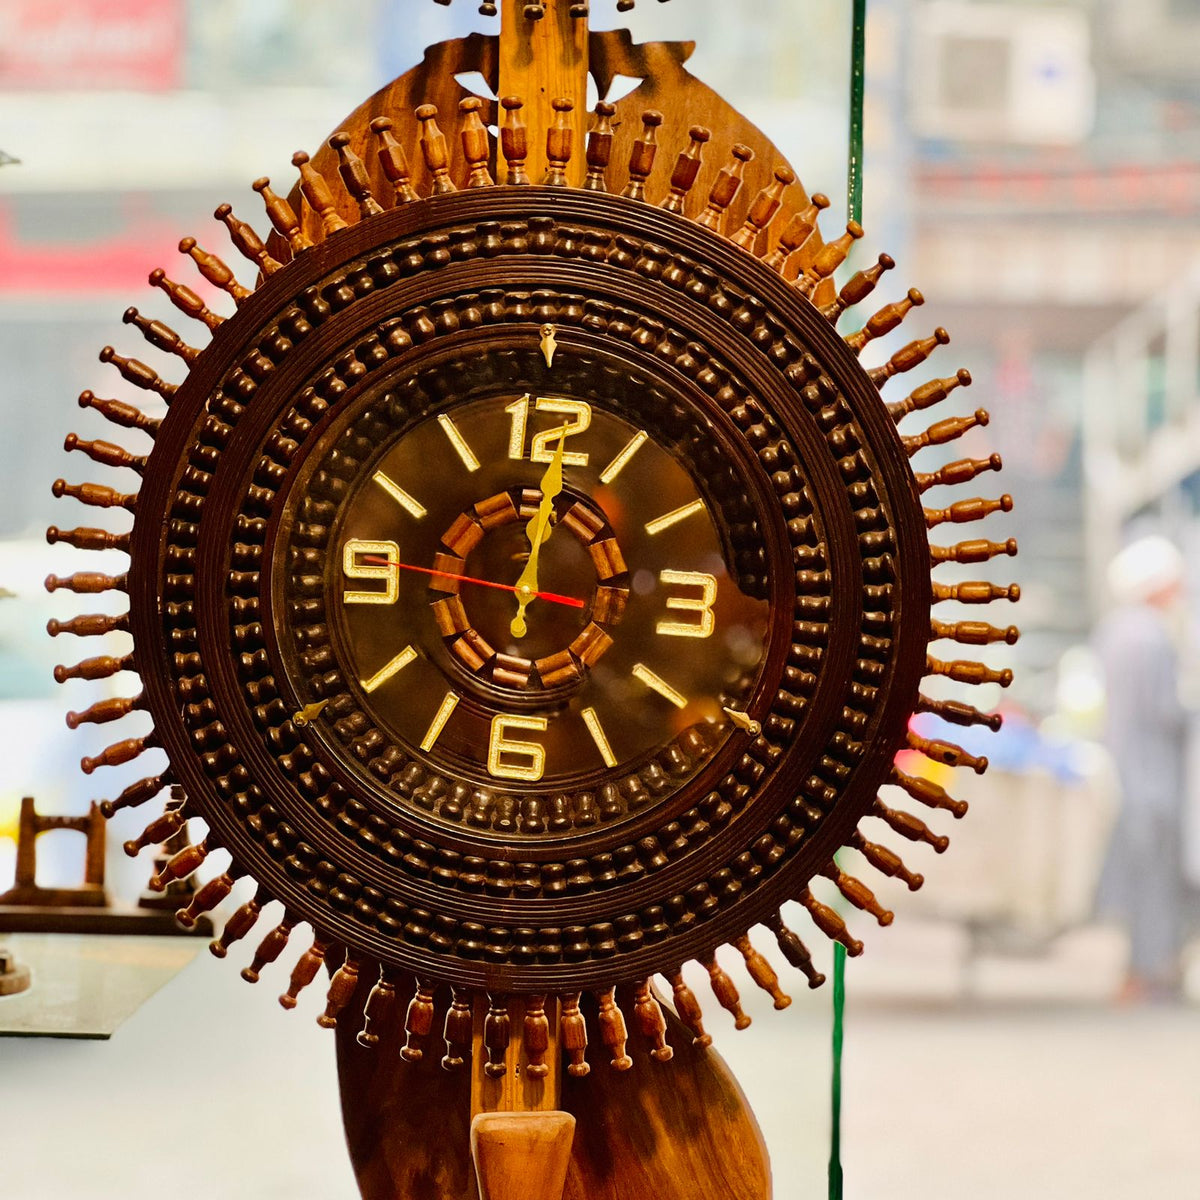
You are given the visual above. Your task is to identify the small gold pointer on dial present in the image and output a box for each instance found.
[511,426,568,639]
[292,698,331,727]
[723,707,761,736]
[540,322,558,368]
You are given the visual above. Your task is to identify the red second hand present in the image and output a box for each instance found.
[361,556,585,610]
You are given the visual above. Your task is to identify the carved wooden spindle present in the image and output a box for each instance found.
[871,797,950,853]
[241,910,297,982]
[665,969,711,1046]
[178,236,251,305]
[293,151,349,235]
[796,220,864,297]
[821,862,894,926]
[148,836,208,892]
[123,804,184,857]
[369,117,420,204]
[765,912,826,989]
[98,772,165,819]
[559,992,590,1077]
[174,865,238,931]
[81,384,163,439]
[48,610,129,639]
[53,651,133,682]
[890,765,971,816]
[280,934,331,1009]
[930,616,1020,646]
[252,177,313,254]
[458,98,494,189]
[356,965,399,1048]
[699,953,750,1029]
[309,951,358,1028]
[904,408,990,456]
[889,367,972,423]
[399,978,437,1061]
[441,986,473,1070]
[45,571,128,596]
[416,105,457,195]
[50,480,137,513]
[917,693,1003,732]
[929,538,1019,568]
[734,935,791,1009]
[500,95,530,184]
[46,525,131,553]
[543,97,574,187]
[583,101,616,192]
[843,287,923,354]
[483,993,510,1078]
[121,306,199,365]
[868,328,951,389]
[696,143,753,232]
[63,431,145,474]
[329,131,385,216]
[799,887,865,956]
[660,125,710,214]
[820,251,893,320]
[926,654,1013,687]
[212,884,271,958]
[595,987,633,1070]
[631,980,672,1062]
[850,831,924,891]
[905,732,989,775]
[523,994,551,1078]
[621,109,663,200]
[98,345,176,402]
[730,165,795,250]
[924,494,1014,529]
[931,581,1020,606]
[148,267,224,331]
[764,192,831,272]
[214,202,282,276]
[81,735,154,776]
[915,452,1003,493]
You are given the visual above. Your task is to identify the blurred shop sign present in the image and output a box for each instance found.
[911,2,1094,145]
[0,0,183,91]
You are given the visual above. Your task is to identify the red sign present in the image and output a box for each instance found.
[0,0,184,91]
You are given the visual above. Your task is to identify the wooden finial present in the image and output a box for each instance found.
[907,729,991,773]
[700,953,750,1029]
[483,993,510,1078]
[917,693,1004,732]
[632,980,673,1062]
[583,101,616,192]
[357,965,399,1048]
[845,287,925,354]
[765,912,826,989]
[148,837,208,891]
[764,192,831,271]
[415,105,457,195]
[622,109,663,200]
[122,306,198,364]
[731,164,795,250]
[148,267,223,331]
[595,987,633,1070]
[80,735,153,775]
[123,806,185,857]
[47,523,130,553]
[318,952,362,1029]
[49,480,136,513]
[78,387,159,434]
[176,236,243,306]
[903,408,990,456]
[871,797,950,853]
[251,177,312,254]
[820,251,893,321]
[666,969,711,1046]
[241,911,297,983]
[821,863,894,926]
[930,581,1020,606]
[889,367,972,423]
[914,452,1004,493]
[52,652,132,682]
[176,866,239,928]
[458,98,494,188]
[924,494,1014,529]
[63,432,146,472]
[441,987,473,1070]
[796,220,865,297]
[695,143,753,232]
[930,613,1020,642]
[96,773,165,820]
[890,765,971,815]
[500,96,529,184]
[734,935,792,1009]
[293,150,349,235]
[44,572,128,596]
[211,884,270,958]
[214,202,283,275]
[329,131,385,216]
[401,979,437,1060]
[661,125,710,214]
[523,995,551,1078]
[98,345,176,402]
[799,887,864,956]
[279,934,331,1009]
[851,831,924,890]
[560,992,590,1076]
[868,327,951,388]
[369,117,419,204]
[543,97,574,186]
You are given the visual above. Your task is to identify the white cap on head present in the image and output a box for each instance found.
[1107,535,1184,606]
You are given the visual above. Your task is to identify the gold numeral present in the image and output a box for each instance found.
[645,499,705,536]
[506,394,591,466]
[581,707,618,768]
[361,645,417,693]
[437,414,481,472]
[343,540,399,605]
[599,430,648,484]
[505,394,531,461]
[373,471,426,519]
[632,663,687,709]
[487,713,548,781]
[420,691,460,752]
[657,570,718,639]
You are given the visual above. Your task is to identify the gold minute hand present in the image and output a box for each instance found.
[511,426,568,638]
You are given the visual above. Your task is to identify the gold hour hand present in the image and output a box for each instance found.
[511,426,567,639]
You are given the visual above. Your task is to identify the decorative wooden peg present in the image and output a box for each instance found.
[796,220,864,296]
[889,368,972,423]
[122,307,199,364]
[891,765,971,815]
[915,452,1004,493]
[98,772,165,819]
[929,538,1019,568]
[45,571,128,596]
[621,109,663,200]
[213,884,270,958]
[178,236,251,304]
[851,831,924,891]
[660,125,710,214]
[214,202,282,276]
[731,164,795,250]
[357,965,399,1049]
[176,866,238,929]
[595,987,633,1070]
[329,131,385,216]
[415,106,457,195]
[368,117,420,204]
[904,408,990,456]
[820,251,893,320]
[457,99,494,189]
[241,910,297,982]
[931,580,1020,606]
[499,96,530,184]
[46,525,131,553]
[78,387,159,435]
[699,953,751,1029]
[844,287,924,354]
[523,994,552,1078]
[765,192,831,272]
[821,862,894,926]
[53,651,132,683]
[63,432,146,473]
[905,732,989,776]
[871,797,950,853]
[930,616,1020,646]
[483,993,510,1078]
[734,935,791,1009]
[98,345,176,401]
[50,480,136,513]
[293,151,349,234]
[765,912,826,988]
[318,952,362,1029]
[441,986,473,1069]
[632,980,672,1061]
[869,327,951,388]
[48,610,129,639]
[543,97,574,186]
[280,934,331,1009]
[696,143,753,232]
[583,101,616,192]
[665,969,711,1046]
[926,654,1013,688]
[559,992,590,1077]
[799,887,864,956]
[252,177,313,253]
[917,693,1003,732]
[148,836,208,891]
[924,494,1014,528]
[123,804,184,857]
[148,267,223,331]
[400,978,437,1060]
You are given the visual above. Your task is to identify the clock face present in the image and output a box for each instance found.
[275,380,773,835]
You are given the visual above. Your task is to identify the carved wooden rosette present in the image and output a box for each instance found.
[47,88,1017,1079]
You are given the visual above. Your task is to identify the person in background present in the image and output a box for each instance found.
[1096,535,1189,1002]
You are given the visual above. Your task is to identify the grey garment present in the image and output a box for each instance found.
[1095,604,1187,979]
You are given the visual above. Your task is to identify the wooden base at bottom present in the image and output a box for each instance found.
[471,1111,576,1200]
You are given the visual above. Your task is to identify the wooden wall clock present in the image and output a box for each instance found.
[44,3,1018,1196]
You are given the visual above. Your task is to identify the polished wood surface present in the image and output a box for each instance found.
[472,1111,576,1200]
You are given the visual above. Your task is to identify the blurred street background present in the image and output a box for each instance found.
[2,1,1200,1197]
